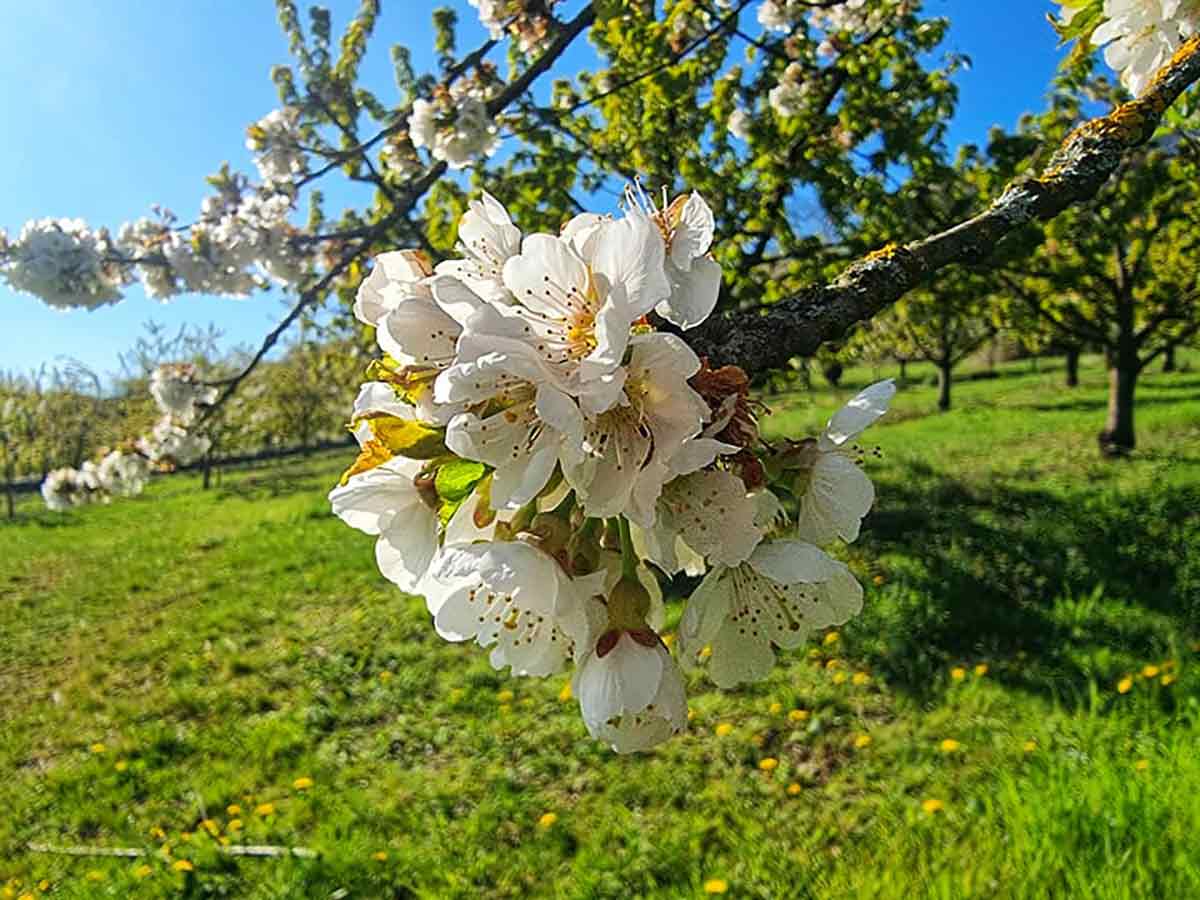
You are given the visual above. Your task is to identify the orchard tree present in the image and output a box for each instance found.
[996,120,1200,453]
[2,1,1200,748]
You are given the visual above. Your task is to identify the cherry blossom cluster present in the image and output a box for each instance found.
[1059,0,1200,96]
[758,0,913,40]
[41,363,215,512]
[4,110,307,310]
[40,449,152,511]
[0,218,125,311]
[330,188,895,752]
[137,363,215,466]
[468,0,560,54]
[408,75,500,170]
[246,107,308,186]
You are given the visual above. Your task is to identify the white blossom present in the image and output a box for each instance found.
[679,540,863,687]
[1,218,125,310]
[409,81,500,170]
[246,107,307,185]
[328,457,439,593]
[97,449,151,497]
[728,108,752,141]
[423,540,599,676]
[1091,0,1200,96]
[794,379,894,546]
[150,363,217,425]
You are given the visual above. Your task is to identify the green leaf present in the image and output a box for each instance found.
[435,459,487,503]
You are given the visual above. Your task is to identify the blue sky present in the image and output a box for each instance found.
[0,0,1065,379]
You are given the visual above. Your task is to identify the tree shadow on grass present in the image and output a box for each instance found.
[215,462,335,502]
[851,459,1199,706]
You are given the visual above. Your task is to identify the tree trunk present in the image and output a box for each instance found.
[1065,347,1080,387]
[202,452,213,490]
[936,360,953,412]
[1099,360,1137,456]
[898,359,908,381]
[1163,345,1177,373]
[4,458,14,520]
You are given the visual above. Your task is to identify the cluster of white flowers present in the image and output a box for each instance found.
[0,218,125,310]
[246,108,307,186]
[468,0,558,54]
[408,79,500,170]
[727,108,753,141]
[1061,0,1200,96]
[40,449,152,511]
[41,362,214,512]
[769,63,814,117]
[118,186,305,301]
[137,363,215,466]
[331,187,895,752]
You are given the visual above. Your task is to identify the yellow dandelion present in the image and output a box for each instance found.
[1117,676,1133,694]
[852,672,871,686]
[832,672,847,685]
[180,831,193,841]
[1135,759,1150,772]
[1142,665,1160,679]
[873,574,886,586]
[807,648,822,660]
[538,812,558,829]
[788,709,810,723]
[293,776,314,791]
[133,864,152,879]
[824,632,840,646]
[159,842,172,857]
[687,707,696,721]
[758,757,779,772]
[786,782,802,796]
[1023,740,1038,753]
[172,860,194,873]
[378,671,393,682]
[114,759,128,772]
[1162,673,1177,686]
[715,723,734,737]
[921,798,945,815]
[201,818,220,837]
[85,871,104,882]
[950,667,966,681]
[825,658,842,670]
[89,742,106,754]
[661,632,676,649]
[939,739,962,753]
[448,687,465,702]
[974,663,989,677]
[699,645,713,661]
[854,734,872,749]
[373,851,389,862]
[558,681,572,702]
[226,804,241,817]
[768,701,783,715]
[254,802,275,817]
[18,893,33,900]
[38,883,50,894]
[497,689,515,703]
[228,818,243,832]
[703,878,729,894]
[219,836,231,847]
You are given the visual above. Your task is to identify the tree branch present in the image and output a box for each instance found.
[683,36,1200,376]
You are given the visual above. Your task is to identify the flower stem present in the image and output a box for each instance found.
[617,516,638,581]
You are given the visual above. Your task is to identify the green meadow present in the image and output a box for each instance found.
[2,352,1198,899]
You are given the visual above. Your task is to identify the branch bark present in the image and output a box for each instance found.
[683,37,1200,377]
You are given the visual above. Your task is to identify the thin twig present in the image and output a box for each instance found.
[27,842,320,860]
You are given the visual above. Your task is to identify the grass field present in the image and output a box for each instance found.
[2,352,1198,899]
